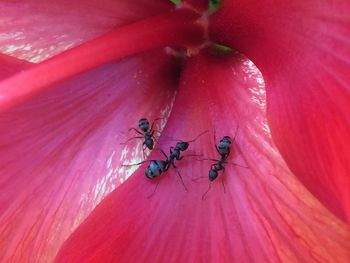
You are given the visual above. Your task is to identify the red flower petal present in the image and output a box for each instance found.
[210,0,350,221]
[0,9,203,111]
[0,53,32,80]
[55,52,350,263]
[0,50,180,262]
[0,0,173,62]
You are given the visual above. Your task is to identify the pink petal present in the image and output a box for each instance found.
[0,50,180,262]
[0,53,32,80]
[0,0,173,62]
[55,52,350,263]
[0,9,203,111]
[210,0,350,221]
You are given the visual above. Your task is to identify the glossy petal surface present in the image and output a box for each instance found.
[0,0,172,62]
[0,9,203,111]
[55,52,350,263]
[0,50,179,262]
[210,0,350,221]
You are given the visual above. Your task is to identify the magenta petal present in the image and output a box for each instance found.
[0,0,173,61]
[55,52,350,263]
[210,0,350,221]
[0,50,179,262]
[0,9,203,111]
[0,53,32,80]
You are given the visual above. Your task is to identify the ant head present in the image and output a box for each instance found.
[218,136,232,154]
[209,169,218,181]
[220,136,232,144]
[138,118,149,132]
[175,141,189,151]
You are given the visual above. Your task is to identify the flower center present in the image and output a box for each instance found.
[0,2,229,111]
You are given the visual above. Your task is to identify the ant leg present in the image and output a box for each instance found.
[215,145,221,155]
[120,136,144,145]
[128,128,143,135]
[149,117,164,134]
[121,160,148,167]
[197,158,220,162]
[163,130,209,144]
[159,148,168,159]
[221,167,226,194]
[147,181,160,199]
[150,131,161,147]
[232,125,239,143]
[213,129,221,155]
[150,130,161,138]
[150,130,156,137]
[179,153,204,160]
[222,179,226,194]
[152,130,161,135]
[225,161,249,168]
[192,176,207,182]
[202,182,212,200]
[174,168,188,192]
[142,143,148,160]
[152,134,159,144]
[214,128,217,144]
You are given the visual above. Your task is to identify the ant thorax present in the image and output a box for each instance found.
[144,135,154,149]
[170,147,180,159]
[213,163,221,170]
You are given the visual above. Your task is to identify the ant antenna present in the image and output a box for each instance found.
[213,128,218,145]
[202,182,212,200]
[186,130,209,143]
[221,179,226,194]
[128,127,143,135]
[166,130,209,143]
[121,160,148,167]
[175,168,188,192]
[149,117,166,132]
[147,181,160,199]
[120,136,144,145]
[232,125,239,143]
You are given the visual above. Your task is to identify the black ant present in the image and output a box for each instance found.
[193,126,248,200]
[122,130,208,197]
[166,130,209,163]
[121,150,187,198]
[121,118,163,158]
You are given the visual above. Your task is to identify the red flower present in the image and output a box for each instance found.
[0,0,349,262]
